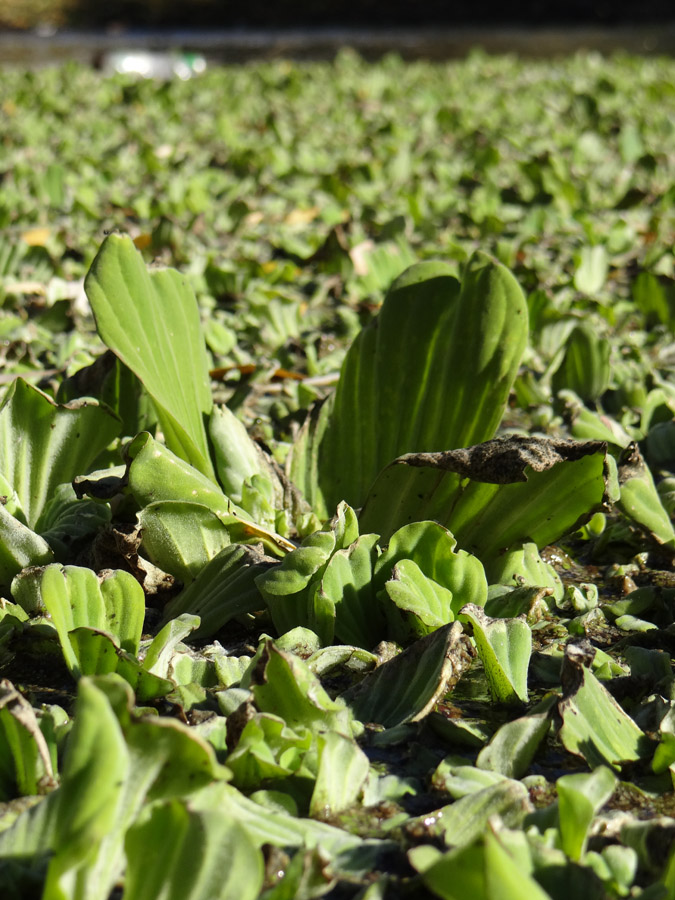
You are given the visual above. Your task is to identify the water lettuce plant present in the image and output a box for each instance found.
[1,52,675,899]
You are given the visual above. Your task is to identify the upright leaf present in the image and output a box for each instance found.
[460,604,531,705]
[289,252,528,516]
[0,378,120,528]
[85,234,215,480]
[360,436,612,548]
[124,801,263,900]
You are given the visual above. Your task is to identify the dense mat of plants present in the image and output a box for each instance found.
[0,51,675,899]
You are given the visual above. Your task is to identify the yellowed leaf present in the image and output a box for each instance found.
[285,206,320,226]
[133,233,152,250]
[21,227,50,247]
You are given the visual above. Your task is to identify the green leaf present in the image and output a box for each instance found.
[251,640,356,737]
[209,403,277,505]
[0,505,53,589]
[382,559,458,643]
[460,604,531,705]
[85,234,215,480]
[341,622,474,728]
[556,766,617,862]
[141,615,201,678]
[414,779,531,849]
[558,645,651,770]
[309,731,370,817]
[127,432,292,563]
[476,695,556,778]
[160,544,270,640]
[316,533,382,648]
[360,436,611,550]
[192,781,371,861]
[574,245,608,295]
[484,826,551,900]
[431,760,507,799]
[485,542,562,604]
[618,443,675,551]
[138,501,232,583]
[67,629,173,701]
[374,521,487,644]
[124,800,263,900]
[35,484,111,561]
[551,323,610,404]
[0,378,120,528]
[126,432,237,518]
[13,564,144,663]
[0,681,59,799]
[256,503,359,644]
[415,843,487,900]
[42,677,131,896]
[289,252,528,515]
[226,713,313,791]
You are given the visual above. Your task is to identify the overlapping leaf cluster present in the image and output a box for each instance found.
[0,52,674,899]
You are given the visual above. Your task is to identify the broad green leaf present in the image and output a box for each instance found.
[341,622,473,728]
[574,245,608,295]
[13,564,144,665]
[289,252,528,516]
[309,731,370,817]
[559,651,651,770]
[85,234,215,480]
[485,542,562,603]
[126,432,234,518]
[190,781,372,862]
[415,843,487,900]
[0,378,120,528]
[460,604,531,705]
[41,677,130,897]
[316,533,382,648]
[127,432,292,560]
[142,614,201,677]
[374,521,487,643]
[226,713,313,791]
[414,779,531,849]
[431,759,508,799]
[256,503,359,644]
[67,629,173,701]
[618,443,675,551]
[484,827,551,900]
[374,521,486,600]
[552,323,610,404]
[556,766,617,862]
[360,435,611,549]
[381,558,457,643]
[0,504,53,589]
[138,501,232,583]
[251,640,356,737]
[476,695,556,777]
[161,544,270,639]
[35,484,111,561]
[27,674,230,900]
[0,681,59,799]
[209,402,278,505]
[124,800,263,900]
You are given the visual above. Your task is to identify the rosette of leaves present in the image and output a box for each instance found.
[256,515,486,649]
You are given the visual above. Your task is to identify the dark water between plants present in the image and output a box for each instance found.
[1,24,674,68]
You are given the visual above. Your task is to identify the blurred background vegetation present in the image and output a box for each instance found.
[2,0,674,30]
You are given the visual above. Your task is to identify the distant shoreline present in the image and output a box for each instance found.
[1,24,675,67]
